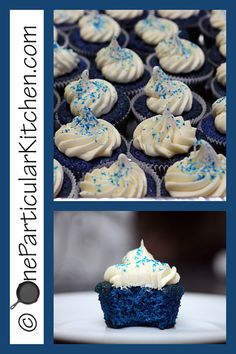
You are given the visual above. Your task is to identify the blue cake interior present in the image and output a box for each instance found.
[95,281,184,330]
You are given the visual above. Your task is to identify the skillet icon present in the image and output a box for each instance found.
[10,281,40,309]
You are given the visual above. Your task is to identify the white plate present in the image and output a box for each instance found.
[54,291,226,344]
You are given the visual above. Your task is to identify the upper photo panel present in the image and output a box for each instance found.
[53,10,226,200]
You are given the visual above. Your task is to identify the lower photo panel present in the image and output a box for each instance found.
[54,211,226,344]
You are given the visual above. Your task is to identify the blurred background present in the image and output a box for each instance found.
[54,211,226,295]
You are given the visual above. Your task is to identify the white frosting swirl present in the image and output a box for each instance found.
[54,26,58,41]
[64,70,118,117]
[158,10,200,20]
[78,12,120,43]
[216,30,226,58]
[133,108,196,158]
[212,97,226,134]
[135,14,178,46]
[105,10,143,20]
[104,240,180,289]
[156,34,205,73]
[144,66,193,115]
[216,62,226,87]
[80,154,147,198]
[210,10,226,30]
[54,10,84,24]
[165,140,226,197]
[54,159,64,198]
[95,37,144,83]
[55,107,121,161]
[54,42,80,78]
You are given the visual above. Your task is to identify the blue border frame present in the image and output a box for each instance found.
[1,0,235,353]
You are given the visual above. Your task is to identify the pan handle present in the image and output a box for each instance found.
[10,300,19,310]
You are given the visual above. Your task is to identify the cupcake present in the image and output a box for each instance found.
[54,42,90,89]
[164,140,226,198]
[211,62,226,99]
[54,10,85,31]
[54,107,127,173]
[54,159,77,198]
[129,14,179,60]
[54,89,61,114]
[199,97,226,154]
[146,33,213,89]
[54,26,67,47]
[91,37,150,97]
[105,10,147,30]
[129,107,197,176]
[208,29,226,67]
[68,12,128,58]
[95,240,184,329]
[199,10,226,48]
[131,66,206,126]
[79,154,159,198]
[56,69,130,126]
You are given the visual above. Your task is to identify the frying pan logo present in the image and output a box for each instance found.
[10,281,40,309]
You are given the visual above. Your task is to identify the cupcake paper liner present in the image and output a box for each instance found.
[54,136,128,174]
[68,28,129,58]
[56,30,69,48]
[89,65,151,98]
[130,91,207,127]
[207,46,225,67]
[146,53,214,89]
[55,166,78,199]
[198,113,226,155]
[210,77,226,99]
[54,55,90,90]
[54,89,61,114]
[77,152,161,199]
[55,89,131,129]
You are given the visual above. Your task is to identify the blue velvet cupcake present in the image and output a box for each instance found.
[208,29,226,67]
[199,97,226,155]
[129,16,189,61]
[68,12,129,58]
[95,240,184,329]
[129,107,198,177]
[56,69,130,127]
[54,107,127,174]
[103,10,148,30]
[54,26,68,47]
[54,42,90,90]
[156,10,206,43]
[199,12,226,48]
[90,37,150,98]
[54,159,77,199]
[131,66,207,127]
[211,63,226,99]
[54,10,85,33]
[78,153,160,198]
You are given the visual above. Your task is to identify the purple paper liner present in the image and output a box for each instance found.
[130,91,207,127]
[54,166,77,199]
[198,113,226,155]
[54,55,90,90]
[77,153,161,199]
[210,77,226,99]
[55,89,131,129]
[146,53,214,87]
[54,89,61,114]
[68,28,129,58]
